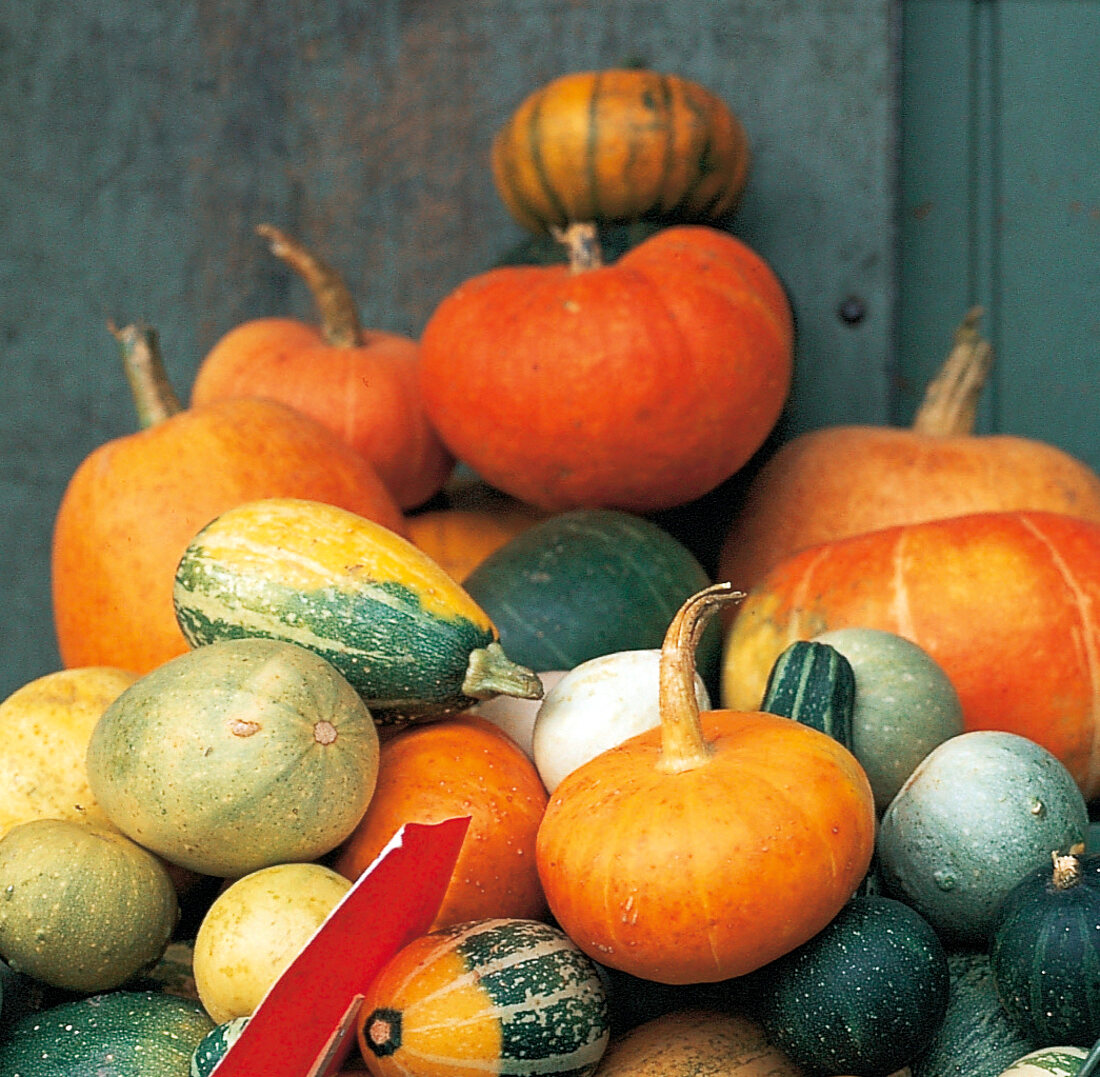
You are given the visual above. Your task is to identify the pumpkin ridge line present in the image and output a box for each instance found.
[890,529,917,640]
[527,88,569,229]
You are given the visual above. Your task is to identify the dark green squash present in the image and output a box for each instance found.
[462,509,720,689]
[761,639,856,743]
[0,990,214,1077]
[990,849,1100,1047]
[749,893,949,1076]
[912,951,1037,1077]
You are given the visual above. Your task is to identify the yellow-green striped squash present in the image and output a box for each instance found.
[173,498,543,724]
[998,1046,1091,1076]
[357,917,610,1077]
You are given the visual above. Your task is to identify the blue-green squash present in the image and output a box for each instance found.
[748,893,950,1076]
[912,951,1037,1077]
[356,917,610,1077]
[0,990,214,1076]
[990,850,1100,1047]
[86,636,381,877]
[462,509,721,690]
[173,497,543,723]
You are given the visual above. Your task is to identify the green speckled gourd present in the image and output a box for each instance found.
[191,1015,249,1077]
[85,636,381,877]
[173,497,543,723]
[760,639,856,743]
[750,893,949,1076]
[990,850,1100,1047]
[877,730,1089,944]
[0,990,214,1077]
[0,818,178,992]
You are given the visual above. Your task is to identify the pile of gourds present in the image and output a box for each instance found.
[2,66,1100,1077]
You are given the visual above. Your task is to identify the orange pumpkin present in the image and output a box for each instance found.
[419,224,793,513]
[191,225,454,509]
[718,309,1100,591]
[333,714,549,930]
[535,583,875,984]
[721,510,1100,800]
[51,324,406,676]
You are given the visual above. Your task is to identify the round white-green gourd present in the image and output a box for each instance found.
[877,730,1088,945]
[532,649,710,792]
[811,627,964,811]
[997,1045,1093,1076]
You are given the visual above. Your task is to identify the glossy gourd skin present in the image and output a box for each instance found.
[491,69,751,234]
[721,510,1100,800]
[536,584,875,984]
[419,225,793,513]
[990,851,1100,1047]
[173,498,543,723]
[51,325,405,677]
[356,917,610,1077]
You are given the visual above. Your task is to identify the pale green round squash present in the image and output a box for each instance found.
[811,627,964,812]
[86,637,380,877]
[877,730,1088,945]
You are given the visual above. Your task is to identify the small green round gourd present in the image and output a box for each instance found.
[0,818,178,992]
[191,1015,249,1077]
[990,850,1100,1047]
[877,730,1089,944]
[86,636,381,877]
[811,627,964,812]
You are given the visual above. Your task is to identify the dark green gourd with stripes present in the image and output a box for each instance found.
[173,497,543,724]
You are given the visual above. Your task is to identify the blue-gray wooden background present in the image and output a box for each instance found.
[2,0,1097,699]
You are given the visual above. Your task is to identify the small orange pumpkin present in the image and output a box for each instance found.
[721,510,1100,800]
[51,325,405,676]
[419,224,793,513]
[718,309,1100,592]
[333,714,549,930]
[535,583,875,984]
[191,225,454,509]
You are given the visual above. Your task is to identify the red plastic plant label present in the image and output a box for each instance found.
[211,815,470,1077]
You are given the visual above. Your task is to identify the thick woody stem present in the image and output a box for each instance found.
[551,222,604,274]
[256,223,362,348]
[910,306,994,436]
[110,322,183,430]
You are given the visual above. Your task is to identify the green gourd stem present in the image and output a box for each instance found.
[1080,1033,1100,1077]
[112,322,183,429]
[462,641,544,702]
[551,221,604,274]
[257,223,362,348]
[657,582,744,774]
[910,305,994,436]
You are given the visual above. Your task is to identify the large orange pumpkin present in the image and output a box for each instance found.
[491,68,751,234]
[191,225,453,509]
[419,224,793,513]
[333,714,549,930]
[51,324,406,675]
[718,309,1100,591]
[721,510,1100,800]
[536,584,875,984]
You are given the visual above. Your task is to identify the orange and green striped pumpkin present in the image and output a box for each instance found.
[356,917,610,1077]
[491,69,751,234]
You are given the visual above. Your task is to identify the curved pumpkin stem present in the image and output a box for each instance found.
[551,222,604,274]
[910,306,994,436]
[657,582,744,774]
[110,322,183,430]
[257,223,362,348]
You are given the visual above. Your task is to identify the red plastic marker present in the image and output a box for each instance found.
[211,815,470,1076]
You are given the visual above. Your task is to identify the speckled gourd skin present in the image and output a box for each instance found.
[85,636,380,877]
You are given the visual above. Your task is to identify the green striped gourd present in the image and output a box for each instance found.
[357,917,610,1077]
[173,497,543,724]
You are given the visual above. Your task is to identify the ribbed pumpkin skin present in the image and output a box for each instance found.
[357,917,610,1077]
[491,69,751,233]
[536,710,875,984]
[174,498,539,723]
[0,990,214,1076]
[721,510,1100,800]
[990,853,1100,1046]
[52,397,406,676]
[419,226,793,513]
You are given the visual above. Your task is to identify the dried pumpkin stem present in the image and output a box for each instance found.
[257,223,362,348]
[551,222,604,274]
[657,582,744,774]
[1051,849,1082,890]
[110,322,183,429]
[910,306,994,436]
